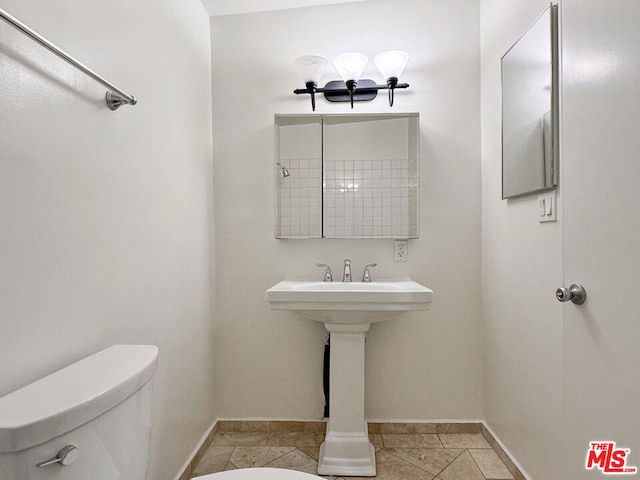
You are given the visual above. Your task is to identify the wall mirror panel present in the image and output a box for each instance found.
[275,113,419,239]
[502,3,558,199]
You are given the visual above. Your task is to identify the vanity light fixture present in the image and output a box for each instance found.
[293,50,410,110]
[332,52,369,108]
[292,55,328,111]
[373,50,410,107]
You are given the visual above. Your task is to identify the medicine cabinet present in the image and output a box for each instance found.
[274,113,420,239]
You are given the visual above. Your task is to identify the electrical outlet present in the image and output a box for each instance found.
[394,240,408,262]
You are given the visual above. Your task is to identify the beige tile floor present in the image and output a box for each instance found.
[190,423,514,480]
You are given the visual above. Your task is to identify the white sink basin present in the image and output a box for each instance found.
[266,276,433,324]
[266,275,433,476]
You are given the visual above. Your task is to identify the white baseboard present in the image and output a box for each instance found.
[481,421,532,480]
[172,420,218,480]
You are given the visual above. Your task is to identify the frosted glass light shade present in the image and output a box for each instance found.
[374,50,410,80]
[332,52,368,82]
[293,55,328,84]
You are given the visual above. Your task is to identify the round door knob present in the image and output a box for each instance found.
[556,283,586,305]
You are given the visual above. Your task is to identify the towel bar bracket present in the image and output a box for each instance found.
[106,91,137,111]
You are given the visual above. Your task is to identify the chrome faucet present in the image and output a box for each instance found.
[316,263,333,282]
[362,263,377,282]
[343,259,352,282]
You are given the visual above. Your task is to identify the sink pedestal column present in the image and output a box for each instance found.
[318,322,376,477]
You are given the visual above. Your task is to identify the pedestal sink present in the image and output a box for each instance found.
[266,277,433,476]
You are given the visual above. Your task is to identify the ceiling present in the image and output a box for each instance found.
[200,0,369,17]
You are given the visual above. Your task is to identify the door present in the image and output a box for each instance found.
[561,0,640,477]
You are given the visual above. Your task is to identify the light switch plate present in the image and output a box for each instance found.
[538,191,557,223]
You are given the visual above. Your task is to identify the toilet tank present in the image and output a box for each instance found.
[0,345,158,480]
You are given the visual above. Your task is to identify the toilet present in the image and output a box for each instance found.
[0,344,158,480]
[193,467,325,480]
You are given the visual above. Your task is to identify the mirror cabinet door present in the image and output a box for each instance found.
[502,3,558,199]
[274,115,323,239]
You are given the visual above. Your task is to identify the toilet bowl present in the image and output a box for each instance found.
[193,467,325,480]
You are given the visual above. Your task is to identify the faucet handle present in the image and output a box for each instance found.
[316,263,333,282]
[362,263,377,282]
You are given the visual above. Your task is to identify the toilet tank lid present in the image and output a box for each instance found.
[0,345,158,453]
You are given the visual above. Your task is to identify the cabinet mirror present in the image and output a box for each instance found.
[275,113,420,239]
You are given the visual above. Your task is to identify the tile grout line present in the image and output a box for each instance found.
[467,449,489,480]
[432,448,468,479]
[263,445,300,468]
[382,447,436,477]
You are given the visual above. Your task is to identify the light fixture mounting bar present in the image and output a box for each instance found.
[293,79,409,106]
[293,80,409,95]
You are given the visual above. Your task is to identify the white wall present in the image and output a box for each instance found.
[211,0,483,421]
[0,1,216,479]
[480,0,564,477]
